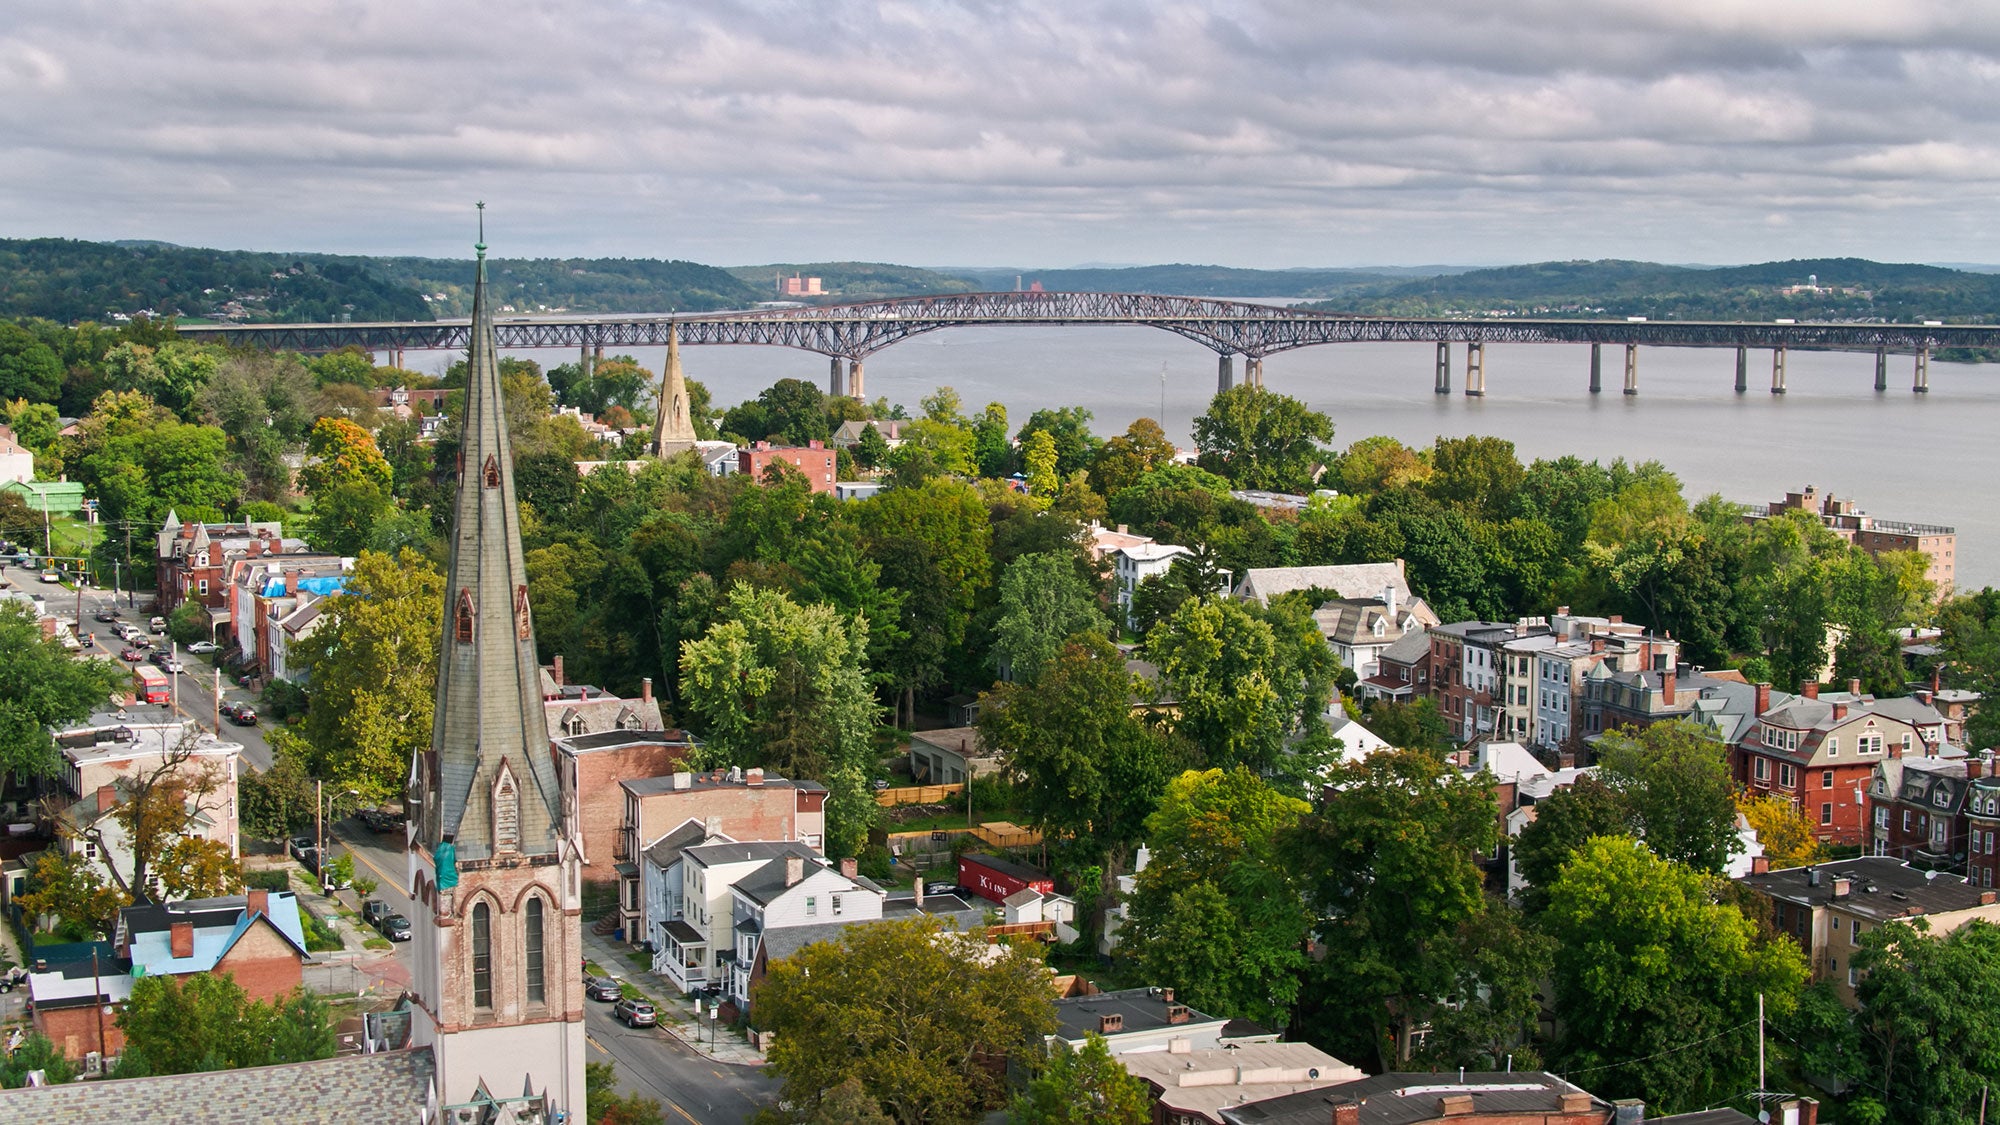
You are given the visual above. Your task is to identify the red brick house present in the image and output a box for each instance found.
[1969,771,2000,890]
[155,513,310,616]
[115,889,310,1003]
[1735,682,1935,846]
[739,441,837,494]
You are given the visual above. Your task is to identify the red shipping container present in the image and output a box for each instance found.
[958,852,1054,904]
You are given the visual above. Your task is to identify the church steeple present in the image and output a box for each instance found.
[650,321,697,457]
[407,211,585,1121]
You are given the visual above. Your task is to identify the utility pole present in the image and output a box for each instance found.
[212,668,222,732]
[317,778,324,881]
[91,948,106,1065]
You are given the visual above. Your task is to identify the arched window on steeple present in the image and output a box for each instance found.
[525,896,546,1004]
[483,454,501,489]
[515,585,532,640]
[455,588,475,644]
[471,901,493,1010]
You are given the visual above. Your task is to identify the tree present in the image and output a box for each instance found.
[971,402,1012,478]
[804,1077,894,1125]
[1425,435,1526,521]
[1021,429,1059,497]
[585,1060,668,1125]
[992,552,1108,682]
[1851,919,2000,1125]
[1009,1035,1149,1125]
[1510,773,1631,911]
[1413,905,1554,1071]
[678,585,880,857]
[753,917,1057,1125]
[855,479,992,714]
[1191,386,1333,494]
[853,422,892,470]
[166,600,208,646]
[1940,588,2000,750]
[0,322,63,403]
[0,1032,76,1088]
[116,975,336,1076]
[288,548,443,803]
[1089,417,1176,498]
[1124,768,1312,1028]
[1542,836,1807,1113]
[16,849,129,938]
[1739,793,1828,870]
[67,729,236,904]
[978,634,1178,911]
[1015,406,1100,479]
[239,752,318,840]
[1291,750,1498,1069]
[1143,596,1334,773]
[1358,697,1455,757]
[1329,435,1428,496]
[1594,720,1741,874]
[0,601,125,791]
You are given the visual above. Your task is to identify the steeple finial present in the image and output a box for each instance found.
[475,201,486,258]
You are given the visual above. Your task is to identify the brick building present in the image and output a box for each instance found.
[1748,485,1957,594]
[1220,1071,1615,1125]
[155,513,310,615]
[1969,774,2000,890]
[549,722,688,891]
[1737,682,1943,846]
[739,440,837,494]
[117,889,310,1002]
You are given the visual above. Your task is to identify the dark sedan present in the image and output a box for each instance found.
[379,915,412,942]
[585,975,623,1002]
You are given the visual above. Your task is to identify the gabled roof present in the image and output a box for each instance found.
[122,891,310,975]
[0,1046,435,1122]
[1377,628,1431,665]
[684,840,817,870]
[733,851,843,906]
[642,820,715,870]
[1234,561,1410,607]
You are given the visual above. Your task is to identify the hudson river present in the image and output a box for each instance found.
[489,326,1998,590]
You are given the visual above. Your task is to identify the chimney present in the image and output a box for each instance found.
[1161,987,1174,1004]
[1165,1004,1191,1025]
[247,539,262,558]
[170,921,194,959]
[1848,677,1863,697]
[913,877,925,907]
[1167,1036,1192,1055]
[1833,703,1848,721]
[839,857,857,879]
[671,770,691,791]
[1557,605,1570,617]
[1932,665,1944,694]
[1915,689,1934,707]
[96,784,116,813]
[640,677,652,704]
[1833,877,1852,899]
[1608,614,1623,624]
[784,854,805,887]
[1756,682,1773,714]
[285,570,299,596]
[1558,1092,1594,1113]
[1752,855,1771,874]
[1591,638,1606,654]
[247,888,269,918]
[1613,1100,1646,1125]
[1662,667,1676,708]
[1802,680,1820,700]
[1383,585,1399,619]
[1098,1013,1124,1034]
[1117,524,1129,535]
[746,767,765,787]
[1331,1101,1360,1125]
[1438,1094,1476,1116]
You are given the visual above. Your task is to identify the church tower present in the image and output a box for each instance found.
[407,211,585,1120]
[649,321,698,457]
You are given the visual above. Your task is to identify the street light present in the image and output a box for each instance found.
[316,782,361,892]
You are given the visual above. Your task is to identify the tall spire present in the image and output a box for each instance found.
[650,321,697,457]
[419,208,563,862]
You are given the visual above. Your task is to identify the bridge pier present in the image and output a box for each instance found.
[1623,344,1639,395]
[847,358,866,400]
[1244,356,1264,389]
[1771,347,1788,395]
[1434,343,1451,394]
[1875,348,1888,392]
[1464,343,1485,396]
[579,342,591,381]
[1914,348,1930,393]
[1735,347,1748,393]
[1589,344,1601,393]
[1216,354,1234,392]
[829,356,846,397]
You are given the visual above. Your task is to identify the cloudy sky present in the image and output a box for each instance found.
[6,0,2000,268]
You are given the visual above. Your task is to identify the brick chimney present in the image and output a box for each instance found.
[1848,678,1863,697]
[1160,987,1174,1004]
[640,677,652,704]
[1558,1092,1594,1114]
[1165,1003,1191,1025]
[1757,682,1773,714]
[247,539,263,558]
[96,784,117,813]
[284,569,299,596]
[746,767,765,787]
[1915,689,1934,707]
[1833,702,1848,721]
[170,921,194,959]
[552,655,565,687]
[1932,665,1944,694]
[839,857,858,879]
[247,888,269,917]
[1752,855,1770,874]
[1097,1013,1123,1034]
[1331,1102,1360,1125]
[1662,667,1676,708]
[784,854,805,886]
[1802,680,1819,700]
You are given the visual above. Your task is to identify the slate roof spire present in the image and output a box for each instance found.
[420,208,563,860]
[650,321,697,456]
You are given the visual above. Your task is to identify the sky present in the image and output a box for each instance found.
[7,1,2000,269]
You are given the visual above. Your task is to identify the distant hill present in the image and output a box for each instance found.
[381,256,762,317]
[724,262,976,301]
[0,238,433,324]
[946,263,1398,298]
[1314,258,2000,322]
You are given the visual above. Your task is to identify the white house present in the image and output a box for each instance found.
[657,838,824,997]
[1114,543,1193,627]
[0,425,33,485]
[723,853,886,1006]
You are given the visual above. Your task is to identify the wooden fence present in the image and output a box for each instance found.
[876,783,965,808]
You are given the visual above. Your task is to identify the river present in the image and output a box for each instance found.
[470,325,1996,590]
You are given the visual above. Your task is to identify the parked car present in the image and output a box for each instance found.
[613,998,657,1028]
[39,571,60,584]
[149,616,167,633]
[119,647,147,662]
[379,915,412,942]
[152,654,186,674]
[287,835,315,861]
[227,705,258,726]
[362,900,394,927]
[185,640,219,654]
[93,610,120,623]
[584,976,623,1002]
[920,882,963,898]
[358,809,401,833]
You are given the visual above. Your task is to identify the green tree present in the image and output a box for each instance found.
[0,1032,76,1088]
[1291,750,1498,1069]
[1542,836,1807,1112]
[678,585,880,857]
[1009,1035,1149,1125]
[1414,905,1554,1071]
[239,751,318,840]
[0,601,125,790]
[754,917,1057,1125]
[855,479,992,716]
[1143,596,1334,773]
[1738,793,1829,870]
[803,1077,894,1125]
[1124,768,1312,1027]
[1510,773,1631,911]
[116,975,336,1076]
[971,402,1012,478]
[853,422,892,470]
[1939,588,2000,749]
[1191,386,1333,493]
[1425,435,1526,521]
[1329,435,1428,496]
[978,634,1178,912]
[0,322,64,403]
[1015,406,1100,479]
[1089,417,1176,498]
[1851,919,2000,1125]
[288,548,443,803]
[992,552,1108,682]
[16,849,130,937]
[1021,429,1059,497]
[1595,720,1741,874]
[1358,697,1455,757]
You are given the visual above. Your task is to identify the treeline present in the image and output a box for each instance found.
[723,261,978,301]
[374,255,762,316]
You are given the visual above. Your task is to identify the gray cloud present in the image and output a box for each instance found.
[4,0,2000,266]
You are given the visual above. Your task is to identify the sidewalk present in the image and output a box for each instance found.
[580,926,766,1067]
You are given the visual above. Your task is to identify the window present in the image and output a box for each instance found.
[515,585,532,640]
[1849,966,1858,988]
[1903,810,1913,832]
[1824,770,1835,789]
[1858,734,1883,755]
[805,896,817,917]
[1826,736,1838,757]
[525,897,545,1004]
[471,902,493,1009]
[1755,757,1770,781]
[455,588,475,644]
[831,894,843,916]
[482,454,501,489]
[1780,764,1796,788]
[1821,803,1834,826]
[198,579,209,596]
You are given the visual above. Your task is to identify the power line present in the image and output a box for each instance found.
[1553,1019,1759,1080]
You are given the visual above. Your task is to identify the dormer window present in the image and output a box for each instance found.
[1935,787,1953,809]
[482,454,501,489]
[514,585,531,640]
[455,588,475,644]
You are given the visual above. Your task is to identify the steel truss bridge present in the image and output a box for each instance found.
[184,291,2000,396]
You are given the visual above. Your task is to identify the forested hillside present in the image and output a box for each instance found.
[381,256,762,316]
[0,239,432,324]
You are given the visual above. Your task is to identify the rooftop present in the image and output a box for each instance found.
[1741,856,2000,922]
[1120,1042,1364,1120]
[0,1046,435,1123]
[621,765,818,797]
[1053,986,1224,1041]
[1221,1071,1607,1125]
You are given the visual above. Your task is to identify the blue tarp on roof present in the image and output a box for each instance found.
[260,574,348,598]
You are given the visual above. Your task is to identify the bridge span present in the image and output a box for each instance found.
[181,291,2000,397]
